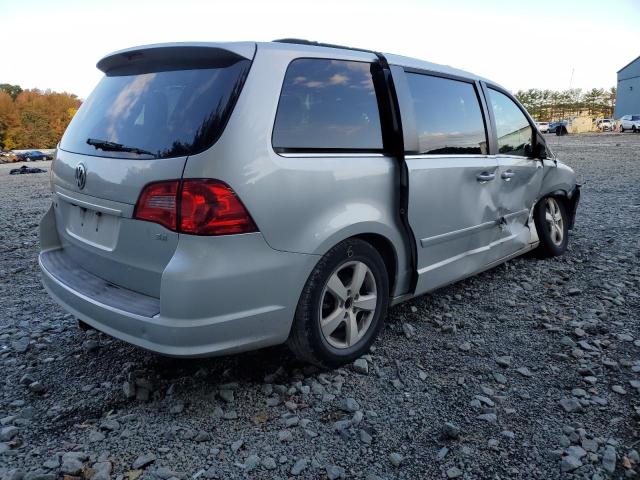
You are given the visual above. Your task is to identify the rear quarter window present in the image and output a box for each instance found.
[272,58,383,152]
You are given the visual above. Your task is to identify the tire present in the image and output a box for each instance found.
[633,126,637,133]
[288,238,389,368]
[621,126,625,133]
[534,196,569,258]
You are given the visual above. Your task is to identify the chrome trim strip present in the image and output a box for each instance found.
[406,154,490,160]
[55,191,123,216]
[420,220,496,248]
[278,153,387,158]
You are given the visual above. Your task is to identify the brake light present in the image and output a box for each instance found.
[133,180,179,230]
[180,179,257,235]
[134,179,257,236]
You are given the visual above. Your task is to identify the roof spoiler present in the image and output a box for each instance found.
[97,42,256,75]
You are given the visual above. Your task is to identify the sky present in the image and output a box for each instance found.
[2,0,639,99]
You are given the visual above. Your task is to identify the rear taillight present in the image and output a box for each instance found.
[134,179,257,236]
[134,180,179,231]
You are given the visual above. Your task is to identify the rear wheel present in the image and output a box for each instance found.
[621,125,625,133]
[288,238,389,368]
[534,196,568,258]
[633,126,637,133]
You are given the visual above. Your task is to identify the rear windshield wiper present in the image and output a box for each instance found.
[86,138,158,158]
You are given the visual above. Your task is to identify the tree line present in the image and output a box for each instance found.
[515,87,616,122]
[0,84,82,150]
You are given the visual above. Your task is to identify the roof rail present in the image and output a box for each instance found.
[272,38,378,56]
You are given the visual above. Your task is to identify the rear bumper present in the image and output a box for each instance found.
[40,215,318,357]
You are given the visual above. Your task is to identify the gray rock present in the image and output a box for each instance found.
[477,413,497,423]
[566,446,587,458]
[495,356,512,368]
[194,431,210,442]
[91,461,112,480]
[326,465,345,480]
[353,358,369,375]
[11,338,29,353]
[278,430,293,442]
[231,440,243,452]
[443,422,461,440]
[88,430,106,443]
[28,381,46,394]
[122,381,135,399]
[42,456,60,469]
[389,452,403,467]
[402,323,416,338]
[99,419,120,431]
[218,389,234,403]
[446,466,463,479]
[61,458,84,476]
[359,429,373,444]
[340,397,360,413]
[0,426,18,441]
[612,385,627,395]
[290,458,308,475]
[516,366,533,377]
[261,457,277,470]
[243,454,260,471]
[493,372,508,384]
[559,397,582,413]
[561,455,583,472]
[83,339,99,352]
[3,469,25,480]
[131,453,156,469]
[436,446,449,460]
[602,445,616,473]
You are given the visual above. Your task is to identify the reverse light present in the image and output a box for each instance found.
[134,179,257,236]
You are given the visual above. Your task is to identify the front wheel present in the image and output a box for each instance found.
[633,126,637,133]
[288,238,389,368]
[534,196,569,258]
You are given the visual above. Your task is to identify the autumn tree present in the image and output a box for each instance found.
[0,86,81,149]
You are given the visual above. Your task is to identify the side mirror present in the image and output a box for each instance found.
[534,142,547,159]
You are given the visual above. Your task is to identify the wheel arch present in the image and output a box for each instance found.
[312,223,404,297]
[352,232,398,296]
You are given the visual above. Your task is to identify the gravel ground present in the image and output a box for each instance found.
[1,133,639,480]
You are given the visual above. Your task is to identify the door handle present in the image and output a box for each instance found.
[476,172,496,182]
[501,170,515,181]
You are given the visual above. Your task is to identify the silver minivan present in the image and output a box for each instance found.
[39,40,580,367]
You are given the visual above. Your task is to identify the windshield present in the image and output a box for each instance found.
[60,58,251,159]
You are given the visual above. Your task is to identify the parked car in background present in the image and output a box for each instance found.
[548,120,569,135]
[16,150,54,161]
[620,115,640,132]
[596,118,614,131]
[535,122,549,133]
[39,40,580,367]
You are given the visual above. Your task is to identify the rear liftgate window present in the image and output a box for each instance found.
[405,73,487,155]
[60,55,251,159]
[272,58,383,152]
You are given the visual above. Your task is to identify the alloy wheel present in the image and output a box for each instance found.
[319,261,377,349]
[545,197,564,246]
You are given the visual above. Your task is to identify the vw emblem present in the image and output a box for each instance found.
[75,163,87,190]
